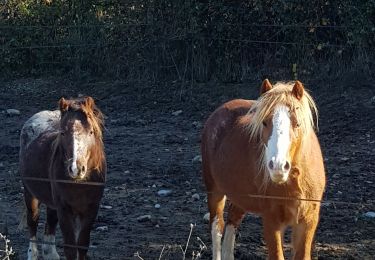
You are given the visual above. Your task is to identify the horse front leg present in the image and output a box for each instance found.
[77,207,99,260]
[24,188,40,260]
[292,209,320,260]
[262,214,285,260]
[43,207,60,260]
[222,203,246,260]
[57,207,78,260]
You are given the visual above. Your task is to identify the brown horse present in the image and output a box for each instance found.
[19,97,106,260]
[201,80,326,260]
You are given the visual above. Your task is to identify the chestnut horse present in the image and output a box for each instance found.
[201,80,326,260]
[19,97,106,260]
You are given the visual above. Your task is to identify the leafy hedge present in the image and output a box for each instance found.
[1,0,374,82]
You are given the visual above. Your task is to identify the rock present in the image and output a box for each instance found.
[6,109,20,115]
[157,189,172,197]
[137,215,152,222]
[96,226,108,231]
[152,184,156,188]
[192,155,202,163]
[100,205,112,209]
[154,204,161,209]
[172,110,183,116]
[203,213,210,223]
[192,121,202,129]
[124,170,130,174]
[363,212,375,218]
[192,193,200,201]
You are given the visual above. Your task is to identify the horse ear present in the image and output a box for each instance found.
[84,96,95,110]
[59,97,69,112]
[292,81,304,100]
[260,79,273,95]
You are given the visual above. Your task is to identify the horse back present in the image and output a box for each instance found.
[201,99,257,189]
[19,110,61,208]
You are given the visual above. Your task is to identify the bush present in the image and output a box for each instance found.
[1,0,374,82]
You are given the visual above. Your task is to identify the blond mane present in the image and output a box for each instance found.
[247,81,318,141]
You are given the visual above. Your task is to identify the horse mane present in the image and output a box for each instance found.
[247,81,318,141]
[246,81,318,190]
[51,97,106,174]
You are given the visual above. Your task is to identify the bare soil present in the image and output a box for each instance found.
[0,78,374,259]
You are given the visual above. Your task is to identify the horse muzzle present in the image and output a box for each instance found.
[68,161,87,179]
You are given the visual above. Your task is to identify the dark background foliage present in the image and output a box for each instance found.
[1,0,374,83]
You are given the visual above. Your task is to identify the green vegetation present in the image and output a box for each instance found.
[1,0,374,82]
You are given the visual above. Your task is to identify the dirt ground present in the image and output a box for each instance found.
[0,77,374,259]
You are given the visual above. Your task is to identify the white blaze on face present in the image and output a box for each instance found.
[70,120,85,178]
[265,105,291,183]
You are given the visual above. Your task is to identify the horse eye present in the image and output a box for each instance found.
[90,130,94,135]
[60,131,65,136]
[262,121,267,127]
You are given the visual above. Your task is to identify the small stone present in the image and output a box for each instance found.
[192,193,200,201]
[203,213,210,223]
[100,205,112,209]
[172,110,183,116]
[340,157,350,162]
[104,188,110,192]
[154,204,161,209]
[157,189,172,197]
[363,211,375,218]
[192,155,202,163]
[6,109,20,115]
[186,191,192,196]
[124,170,130,174]
[137,215,152,222]
[96,226,108,231]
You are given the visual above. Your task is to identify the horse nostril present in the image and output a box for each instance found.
[81,166,86,173]
[69,166,73,173]
[268,160,274,170]
[284,161,290,171]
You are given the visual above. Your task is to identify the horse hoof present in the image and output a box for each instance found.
[27,248,38,260]
[42,251,60,260]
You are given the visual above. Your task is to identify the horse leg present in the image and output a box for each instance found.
[207,192,226,260]
[77,208,98,260]
[222,203,246,260]
[24,188,40,260]
[291,211,319,260]
[262,214,285,260]
[42,207,60,260]
[57,207,78,260]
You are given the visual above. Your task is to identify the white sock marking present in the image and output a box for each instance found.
[211,216,223,260]
[222,224,236,260]
[27,236,38,260]
[42,234,60,260]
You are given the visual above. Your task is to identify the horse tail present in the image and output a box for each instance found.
[17,200,27,232]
